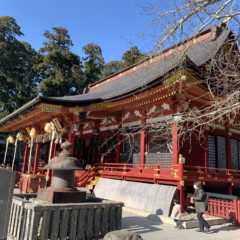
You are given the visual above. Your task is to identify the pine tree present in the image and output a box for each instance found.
[38,27,85,97]
[0,16,38,116]
[122,46,145,67]
[83,43,105,85]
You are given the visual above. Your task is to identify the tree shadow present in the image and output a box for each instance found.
[122,216,162,235]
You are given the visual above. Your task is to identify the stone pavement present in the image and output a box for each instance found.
[122,210,240,240]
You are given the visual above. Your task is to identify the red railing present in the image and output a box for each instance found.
[184,165,240,183]
[89,163,240,185]
[75,168,97,187]
[96,163,181,184]
[208,198,240,224]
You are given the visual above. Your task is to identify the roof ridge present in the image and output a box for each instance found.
[89,25,221,90]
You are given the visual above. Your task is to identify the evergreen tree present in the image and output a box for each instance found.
[122,46,145,67]
[38,27,85,97]
[102,60,123,78]
[83,43,104,85]
[0,16,38,117]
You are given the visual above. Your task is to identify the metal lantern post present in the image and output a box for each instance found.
[3,136,15,166]
[44,122,56,182]
[12,133,24,171]
[28,128,37,174]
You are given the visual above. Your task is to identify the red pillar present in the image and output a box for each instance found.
[226,129,233,194]
[68,132,76,155]
[140,129,145,166]
[53,143,58,157]
[33,143,40,175]
[172,123,179,164]
[21,144,29,173]
[172,123,185,212]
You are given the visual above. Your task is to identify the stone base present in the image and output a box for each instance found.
[8,194,123,240]
[37,187,87,203]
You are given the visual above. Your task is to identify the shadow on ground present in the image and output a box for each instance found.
[122,216,162,235]
[208,224,240,234]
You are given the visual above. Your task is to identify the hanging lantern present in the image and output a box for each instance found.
[44,122,55,134]
[7,136,15,144]
[29,128,37,138]
[16,132,24,141]
[44,122,52,133]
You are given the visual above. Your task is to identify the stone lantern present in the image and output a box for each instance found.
[37,141,86,203]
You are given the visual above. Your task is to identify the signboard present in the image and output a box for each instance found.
[0,168,15,240]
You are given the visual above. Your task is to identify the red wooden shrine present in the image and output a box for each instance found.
[0,25,240,213]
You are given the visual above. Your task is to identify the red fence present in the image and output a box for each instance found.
[75,168,97,187]
[208,198,240,224]
[184,165,240,183]
[74,163,240,186]
[97,163,181,184]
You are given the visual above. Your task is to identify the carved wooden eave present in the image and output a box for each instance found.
[0,103,72,132]
[0,68,214,133]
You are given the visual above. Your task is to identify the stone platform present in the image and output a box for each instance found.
[8,194,123,240]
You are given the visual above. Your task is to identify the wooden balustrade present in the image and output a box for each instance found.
[184,165,240,184]
[97,163,180,184]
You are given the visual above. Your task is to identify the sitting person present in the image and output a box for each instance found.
[171,199,184,229]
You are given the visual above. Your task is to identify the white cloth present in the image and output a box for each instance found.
[171,204,181,220]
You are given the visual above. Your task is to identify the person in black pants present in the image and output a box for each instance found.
[193,181,210,232]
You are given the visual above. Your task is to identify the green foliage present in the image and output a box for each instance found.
[38,27,85,97]
[102,47,145,78]
[83,43,105,85]
[0,16,146,117]
[122,46,145,67]
[41,27,73,53]
[0,16,22,42]
[102,60,124,78]
[0,16,38,115]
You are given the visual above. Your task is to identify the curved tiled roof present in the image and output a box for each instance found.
[42,26,230,105]
[0,25,232,126]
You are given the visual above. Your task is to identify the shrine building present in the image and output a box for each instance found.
[0,24,240,213]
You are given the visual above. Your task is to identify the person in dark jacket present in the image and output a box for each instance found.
[193,181,210,232]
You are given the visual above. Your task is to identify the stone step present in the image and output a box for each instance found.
[183,215,229,229]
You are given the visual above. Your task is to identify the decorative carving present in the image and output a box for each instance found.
[69,106,84,114]
[162,103,170,111]
[122,112,130,121]
[147,105,157,116]
[38,103,62,113]
[52,118,64,132]
[134,110,142,118]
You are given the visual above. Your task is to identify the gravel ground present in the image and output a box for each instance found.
[122,210,240,240]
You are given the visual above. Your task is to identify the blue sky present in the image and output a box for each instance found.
[0,0,176,62]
